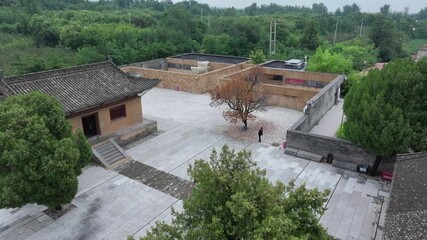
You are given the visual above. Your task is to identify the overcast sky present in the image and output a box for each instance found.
[180,0,426,13]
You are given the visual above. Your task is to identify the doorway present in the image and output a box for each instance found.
[82,114,99,138]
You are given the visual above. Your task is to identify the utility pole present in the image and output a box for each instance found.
[359,18,364,37]
[333,19,338,44]
[269,20,277,55]
[128,2,131,25]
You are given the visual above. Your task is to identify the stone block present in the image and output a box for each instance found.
[284,147,298,156]
[310,153,323,162]
[296,150,312,160]
[332,160,357,172]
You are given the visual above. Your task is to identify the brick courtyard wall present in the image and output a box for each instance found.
[165,58,233,71]
[284,74,395,171]
[122,64,246,94]
[197,64,247,92]
[286,130,395,171]
[121,66,197,92]
[291,74,345,131]
[218,66,322,111]
[121,58,167,69]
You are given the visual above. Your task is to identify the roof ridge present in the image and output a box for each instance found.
[397,152,427,162]
[4,61,112,84]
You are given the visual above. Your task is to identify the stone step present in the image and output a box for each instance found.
[94,142,115,153]
[92,139,129,169]
[105,152,124,164]
[97,146,118,156]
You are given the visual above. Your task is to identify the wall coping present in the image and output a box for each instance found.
[306,75,345,106]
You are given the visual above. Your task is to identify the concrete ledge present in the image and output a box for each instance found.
[310,153,323,162]
[332,159,358,172]
[89,118,157,147]
[285,148,322,163]
[297,150,312,160]
[284,147,298,156]
[114,119,157,146]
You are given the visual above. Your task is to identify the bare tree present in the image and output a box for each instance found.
[210,68,269,130]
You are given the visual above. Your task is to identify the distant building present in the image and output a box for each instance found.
[262,59,305,70]
[0,61,159,138]
[417,44,427,61]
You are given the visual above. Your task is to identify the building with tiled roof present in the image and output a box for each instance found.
[384,152,427,240]
[0,61,159,138]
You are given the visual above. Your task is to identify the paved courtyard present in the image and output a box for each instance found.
[0,88,389,240]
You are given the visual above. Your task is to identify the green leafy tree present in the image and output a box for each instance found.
[307,47,353,74]
[300,20,320,51]
[139,145,329,240]
[329,42,378,71]
[249,49,266,64]
[343,58,427,175]
[73,129,92,175]
[368,14,404,61]
[12,56,46,74]
[0,91,92,209]
[18,0,40,14]
[201,34,233,55]
[380,4,391,17]
[76,46,105,65]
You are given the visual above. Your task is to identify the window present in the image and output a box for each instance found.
[272,75,283,81]
[110,105,126,120]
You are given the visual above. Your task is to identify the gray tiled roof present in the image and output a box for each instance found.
[384,152,427,240]
[0,61,159,115]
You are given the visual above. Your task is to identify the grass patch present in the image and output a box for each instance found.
[403,39,427,54]
[335,123,346,139]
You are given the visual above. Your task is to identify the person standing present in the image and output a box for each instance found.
[258,127,263,142]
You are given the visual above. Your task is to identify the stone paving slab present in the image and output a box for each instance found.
[116,160,194,199]
[124,121,389,240]
[0,89,390,240]
[310,99,344,137]
[0,167,178,240]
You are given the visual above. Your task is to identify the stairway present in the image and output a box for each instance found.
[92,139,129,169]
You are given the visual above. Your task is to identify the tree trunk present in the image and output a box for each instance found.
[242,119,248,130]
[55,205,62,211]
[369,155,382,176]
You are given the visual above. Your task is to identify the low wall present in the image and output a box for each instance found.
[166,57,233,71]
[286,74,395,171]
[121,64,246,94]
[197,64,247,93]
[261,84,319,110]
[290,75,345,131]
[121,66,197,92]
[286,130,395,171]
[121,58,167,70]
[218,66,323,111]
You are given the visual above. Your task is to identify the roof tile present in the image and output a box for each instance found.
[1,61,160,114]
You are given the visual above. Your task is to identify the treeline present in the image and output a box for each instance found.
[1,0,427,75]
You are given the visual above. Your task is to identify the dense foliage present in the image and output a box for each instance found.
[0,91,92,209]
[1,1,426,76]
[138,145,330,239]
[343,58,427,174]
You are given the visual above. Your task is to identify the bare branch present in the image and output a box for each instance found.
[209,68,269,128]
